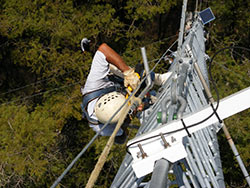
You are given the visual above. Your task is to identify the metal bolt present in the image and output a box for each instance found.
[138,144,148,159]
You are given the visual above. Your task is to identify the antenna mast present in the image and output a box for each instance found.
[177,0,188,54]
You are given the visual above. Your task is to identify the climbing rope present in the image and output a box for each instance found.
[86,95,141,188]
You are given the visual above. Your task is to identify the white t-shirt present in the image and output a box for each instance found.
[81,51,123,136]
[81,51,114,95]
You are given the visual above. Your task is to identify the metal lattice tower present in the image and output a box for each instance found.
[111,8,229,188]
[110,1,250,185]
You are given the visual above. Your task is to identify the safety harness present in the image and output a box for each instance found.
[81,86,120,125]
[81,66,146,125]
[81,72,126,125]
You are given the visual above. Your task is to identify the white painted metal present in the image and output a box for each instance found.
[128,87,250,178]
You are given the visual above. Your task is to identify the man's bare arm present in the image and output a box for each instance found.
[98,43,130,72]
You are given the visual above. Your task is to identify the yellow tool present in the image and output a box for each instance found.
[126,72,140,104]
[126,72,140,96]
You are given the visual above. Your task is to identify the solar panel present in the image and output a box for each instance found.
[199,7,215,25]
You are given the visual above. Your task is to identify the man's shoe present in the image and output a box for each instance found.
[154,72,172,86]
[114,130,128,145]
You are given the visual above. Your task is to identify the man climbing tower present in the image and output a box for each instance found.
[80,38,172,144]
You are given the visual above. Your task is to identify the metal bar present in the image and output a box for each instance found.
[193,130,220,187]
[149,159,172,188]
[173,164,185,188]
[187,73,225,187]
[186,145,207,187]
[182,158,200,188]
[177,0,188,53]
[194,62,250,186]
[188,136,212,188]
[139,47,153,99]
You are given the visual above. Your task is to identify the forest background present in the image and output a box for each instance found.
[0,0,249,187]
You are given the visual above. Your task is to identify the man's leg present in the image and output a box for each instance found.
[114,116,130,144]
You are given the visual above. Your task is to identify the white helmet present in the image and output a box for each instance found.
[95,91,126,124]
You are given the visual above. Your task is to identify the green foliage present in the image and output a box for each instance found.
[0,104,57,186]
[125,0,177,21]
[209,0,250,47]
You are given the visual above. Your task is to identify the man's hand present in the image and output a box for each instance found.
[123,68,140,90]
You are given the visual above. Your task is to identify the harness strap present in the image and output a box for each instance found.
[81,86,118,125]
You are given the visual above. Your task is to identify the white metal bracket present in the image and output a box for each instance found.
[127,87,250,178]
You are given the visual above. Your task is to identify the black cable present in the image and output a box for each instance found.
[210,103,223,123]
[126,46,250,153]
[181,119,191,137]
